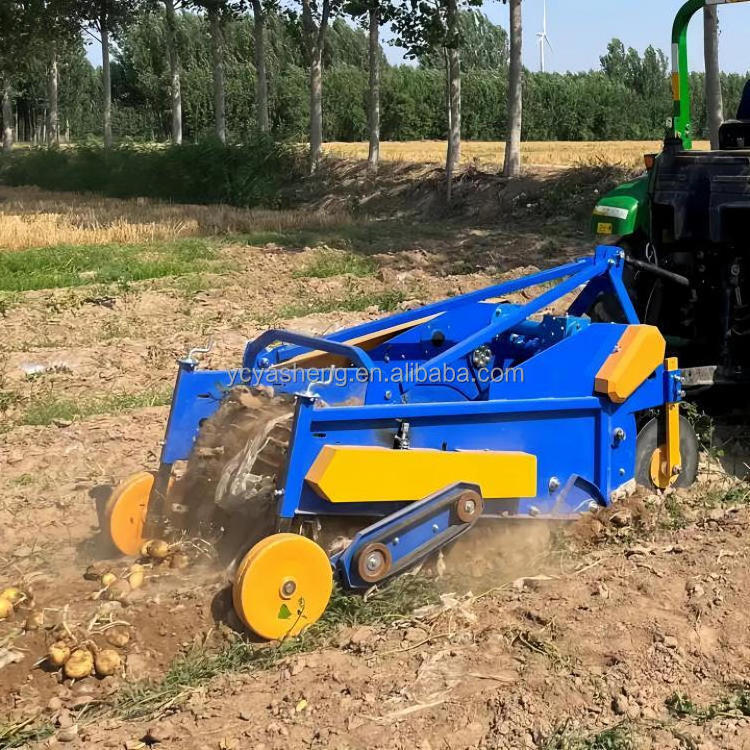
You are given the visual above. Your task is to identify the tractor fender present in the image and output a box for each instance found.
[591,175,649,242]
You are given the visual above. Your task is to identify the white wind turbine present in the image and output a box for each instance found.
[537,0,553,72]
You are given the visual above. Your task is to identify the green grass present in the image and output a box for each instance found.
[665,688,750,723]
[237,218,453,256]
[0,720,54,749]
[20,387,172,427]
[280,289,406,318]
[293,248,377,279]
[544,723,636,750]
[0,239,219,292]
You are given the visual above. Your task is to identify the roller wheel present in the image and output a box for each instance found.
[104,471,155,556]
[232,533,333,640]
[634,415,698,490]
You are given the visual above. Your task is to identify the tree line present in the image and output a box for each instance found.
[1,1,747,180]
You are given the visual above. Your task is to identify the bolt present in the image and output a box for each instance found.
[259,357,270,368]
[463,499,476,515]
[432,524,439,532]
[679,389,686,398]
[529,506,540,517]
[384,390,392,400]
[619,468,626,476]
[587,500,599,512]
[280,579,297,599]
[365,551,384,572]
[613,427,626,442]
[548,476,560,492]
[393,537,399,545]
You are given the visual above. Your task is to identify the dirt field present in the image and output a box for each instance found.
[1,163,749,750]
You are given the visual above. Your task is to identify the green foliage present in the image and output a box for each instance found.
[418,9,508,71]
[280,288,405,317]
[20,387,172,427]
[666,687,750,723]
[544,723,636,750]
[294,248,377,278]
[0,138,301,208]
[0,239,219,292]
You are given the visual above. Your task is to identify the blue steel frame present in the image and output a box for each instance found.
[155,246,680,562]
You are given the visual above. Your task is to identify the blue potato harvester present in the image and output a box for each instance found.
[104,246,697,638]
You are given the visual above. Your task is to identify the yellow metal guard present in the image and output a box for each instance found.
[306,446,537,503]
[594,325,666,403]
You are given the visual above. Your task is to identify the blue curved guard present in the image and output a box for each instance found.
[242,329,375,372]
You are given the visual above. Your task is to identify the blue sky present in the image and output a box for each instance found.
[384,0,749,73]
[86,0,749,74]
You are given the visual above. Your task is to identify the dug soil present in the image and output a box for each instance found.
[1,165,750,750]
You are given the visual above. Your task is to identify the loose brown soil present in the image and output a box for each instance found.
[1,166,749,750]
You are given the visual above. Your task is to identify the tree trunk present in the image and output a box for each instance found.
[102,13,113,149]
[444,0,461,202]
[309,43,323,172]
[703,4,723,150]
[503,0,523,177]
[367,4,380,173]
[47,45,59,145]
[164,0,183,144]
[446,48,461,169]
[251,0,269,133]
[2,79,13,152]
[208,4,226,142]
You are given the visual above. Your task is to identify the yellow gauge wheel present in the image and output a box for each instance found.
[649,445,675,490]
[104,471,155,556]
[233,533,333,640]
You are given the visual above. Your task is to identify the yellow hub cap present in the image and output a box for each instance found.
[104,471,155,556]
[232,533,332,640]
[649,445,676,490]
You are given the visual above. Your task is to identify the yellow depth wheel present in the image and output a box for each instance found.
[104,471,155,556]
[233,533,333,640]
[649,445,675,490]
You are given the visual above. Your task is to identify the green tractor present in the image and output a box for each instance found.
[591,0,750,388]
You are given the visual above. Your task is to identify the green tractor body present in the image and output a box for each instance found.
[591,0,750,387]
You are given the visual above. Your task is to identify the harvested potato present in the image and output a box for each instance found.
[104,625,130,648]
[0,598,13,620]
[128,569,144,590]
[170,552,189,570]
[48,641,71,668]
[24,610,44,631]
[0,587,25,605]
[146,540,170,560]
[64,649,93,680]
[94,649,121,677]
[100,572,117,588]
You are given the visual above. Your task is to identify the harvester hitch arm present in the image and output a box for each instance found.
[243,329,376,372]
[624,258,690,287]
[422,254,619,371]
